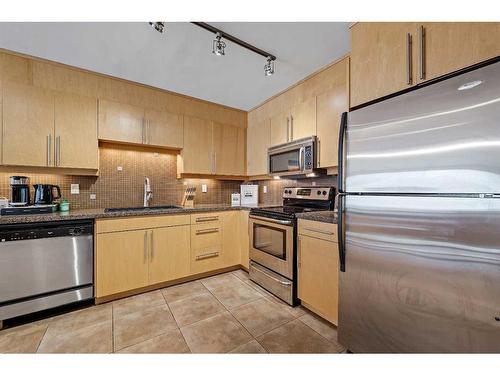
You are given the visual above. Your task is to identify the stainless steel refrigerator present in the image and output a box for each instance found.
[337,58,500,353]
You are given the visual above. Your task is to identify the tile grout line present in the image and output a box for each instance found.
[35,324,49,353]
[161,288,194,353]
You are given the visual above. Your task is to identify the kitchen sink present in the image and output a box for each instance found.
[104,205,183,213]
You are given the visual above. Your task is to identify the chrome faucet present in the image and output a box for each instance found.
[144,177,152,207]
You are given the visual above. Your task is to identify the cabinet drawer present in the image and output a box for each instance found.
[96,214,190,233]
[190,212,221,225]
[298,219,337,242]
[191,222,222,249]
[190,222,223,274]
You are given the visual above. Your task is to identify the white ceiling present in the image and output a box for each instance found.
[0,22,350,110]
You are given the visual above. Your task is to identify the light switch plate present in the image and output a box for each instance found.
[90,194,96,200]
[70,184,80,194]
[202,184,208,193]
[117,166,123,171]
[263,186,268,193]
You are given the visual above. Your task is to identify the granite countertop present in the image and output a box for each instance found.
[296,210,338,224]
[0,204,272,225]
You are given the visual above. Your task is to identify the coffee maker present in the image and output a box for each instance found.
[9,176,30,206]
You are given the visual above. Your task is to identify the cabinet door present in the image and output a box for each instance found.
[316,59,349,168]
[181,115,213,174]
[239,210,250,269]
[298,235,339,325]
[270,111,289,146]
[98,99,144,144]
[2,82,54,167]
[190,222,223,274]
[418,22,500,82]
[55,92,98,169]
[145,108,183,149]
[290,97,316,140]
[221,211,241,267]
[246,118,270,176]
[149,225,190,285]
[213,121,245,176]
[96,230,149,298]
[350,23,418,107]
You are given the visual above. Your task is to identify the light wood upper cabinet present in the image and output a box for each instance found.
[350,23,418,108]
[148,225,190,285]
[96,229,150,298]
[246,118,270,176]
[2,82,55,167]
[316,58,349,168]
[418,23,500,82]
[181,115,213,174]
[270,111,289,146]
[55,93,98,169]
[145,108,183,149]
[98,99,144,144]
[290,96,316,140]
[298,219,339,325]
[213,122,245,176]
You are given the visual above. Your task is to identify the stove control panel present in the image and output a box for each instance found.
[282,187,334,201]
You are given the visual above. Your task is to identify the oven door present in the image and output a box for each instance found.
[249,215,294,279]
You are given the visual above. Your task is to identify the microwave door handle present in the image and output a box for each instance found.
[299,147,304,171]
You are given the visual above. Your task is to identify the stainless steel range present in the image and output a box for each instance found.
[248,186,335,305]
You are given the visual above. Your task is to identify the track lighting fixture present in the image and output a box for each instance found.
[264,56,275,76]
[149,22,165,33]
[212,32,226,56]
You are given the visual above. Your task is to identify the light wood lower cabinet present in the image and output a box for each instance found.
[221,211,241,267]
[239,210,250,269]
[96,229,150,298]
[190,221,224,274]
[298,219,339,325]
[148,225,190,284]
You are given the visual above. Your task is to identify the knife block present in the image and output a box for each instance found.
[182,186,196,208]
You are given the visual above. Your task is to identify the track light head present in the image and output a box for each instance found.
[149,22,165,33]
[264,56,275,76]
[212,32,226,56]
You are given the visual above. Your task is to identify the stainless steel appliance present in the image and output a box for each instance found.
[249,186,335,305]
[33,184,61,205]
[0,220,94,321]
[268,136,323,177]
[9,176,30,206]
[337,58,500,353]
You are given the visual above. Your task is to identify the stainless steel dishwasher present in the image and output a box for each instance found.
[0,220,94,321]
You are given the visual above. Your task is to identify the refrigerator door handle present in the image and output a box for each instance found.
[338,112,348,194]
[337,192,346,272]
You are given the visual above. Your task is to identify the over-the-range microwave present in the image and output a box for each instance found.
[267,136,323,177]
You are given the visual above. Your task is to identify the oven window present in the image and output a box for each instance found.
[270,150,300,173]
[253,224,287,260]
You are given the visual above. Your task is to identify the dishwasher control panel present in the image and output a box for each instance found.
[0,221,93,242]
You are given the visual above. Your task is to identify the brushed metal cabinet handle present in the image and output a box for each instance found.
[214,152,217,174]
[303,227,335,236]
[286,117,290,142]
[419,25,426,80]
[196,228,219,235]
[290,115,294,141]
[406,32,413,85]
[150,230,154,260]
[196,251,219,260]
[196,216,219,223]
[56,136,61,166]
[47,135,51,166]
[144,231,148,262]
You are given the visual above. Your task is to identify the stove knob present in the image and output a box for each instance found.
[322,191,327,195]
[317,190,322,195]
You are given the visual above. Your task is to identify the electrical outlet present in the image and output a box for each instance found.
[117,166,123,171]
[90,194,96,200]
[202,184,208,193]
[70,184,80,194]
[263,186,268,193]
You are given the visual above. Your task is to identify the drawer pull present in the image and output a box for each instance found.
[196,216,219,223]
[196,251,219,260]
[195,228,219,235]
[303,227,335,236]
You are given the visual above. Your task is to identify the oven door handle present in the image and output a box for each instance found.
[299,146,304,172]
[249,215,293,226]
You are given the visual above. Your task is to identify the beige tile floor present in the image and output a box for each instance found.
[0,270,345,354]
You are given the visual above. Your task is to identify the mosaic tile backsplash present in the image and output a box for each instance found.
[0,144,337,210]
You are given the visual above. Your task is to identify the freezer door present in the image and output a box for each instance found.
[345,60,500,193]
[338,195,500,353]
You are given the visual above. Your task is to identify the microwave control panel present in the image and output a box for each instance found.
[304,145,313,170]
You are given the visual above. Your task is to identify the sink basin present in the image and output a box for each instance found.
[104,205,182,213]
